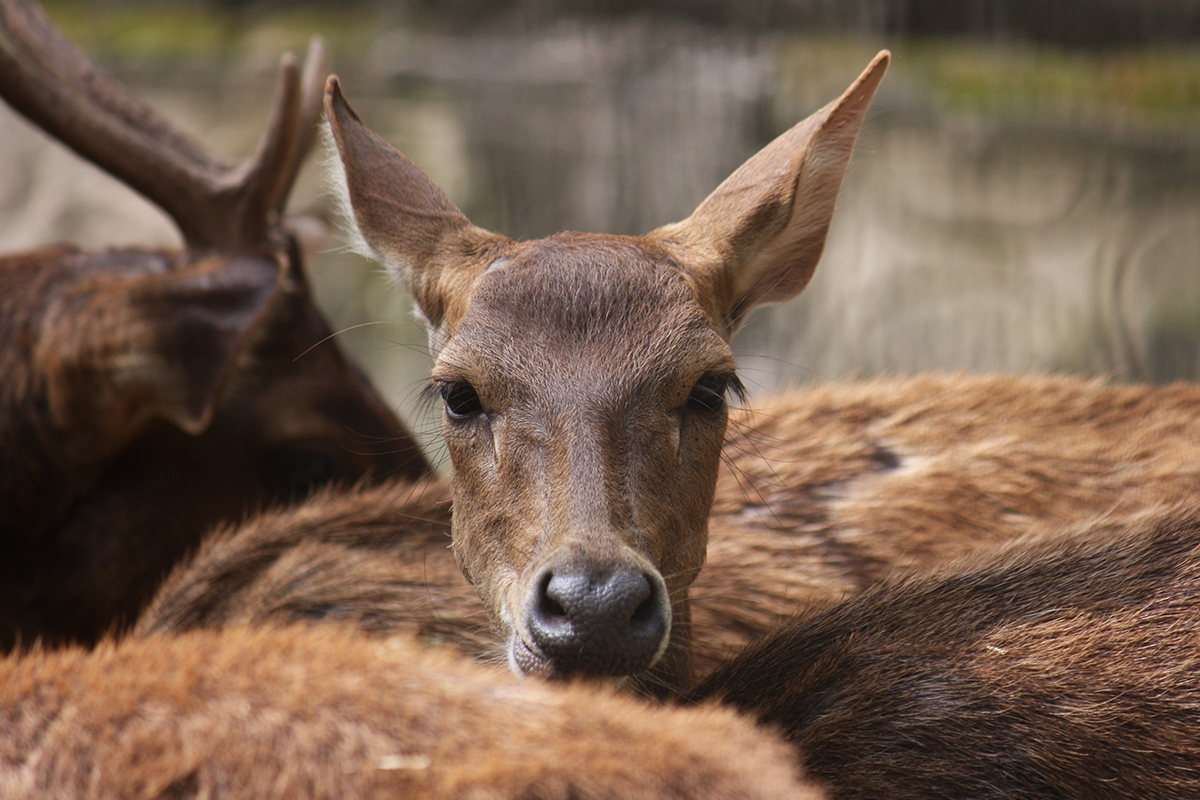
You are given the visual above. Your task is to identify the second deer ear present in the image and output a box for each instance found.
[323,76,510,336]
[651,51,890,338]
[37,254,282,460]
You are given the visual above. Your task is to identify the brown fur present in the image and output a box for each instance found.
[695,499,1200,799]
[139,373,1200,687]
[0,625,821,800]
[327,51,892,692]
[133,480,490,655]
[698,371,1200,669]
[0,2,429,649]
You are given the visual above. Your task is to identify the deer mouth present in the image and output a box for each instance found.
[509,634,555,679]
[508,634,637,691]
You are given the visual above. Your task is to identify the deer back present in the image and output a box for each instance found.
[695,499,1200,799]
[0,624,821,800]
[132,478,488,653]
[695,371,1200,669]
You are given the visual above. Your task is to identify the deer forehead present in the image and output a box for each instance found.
[436,234,734,401]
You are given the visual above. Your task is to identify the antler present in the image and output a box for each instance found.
[0,0,329,254]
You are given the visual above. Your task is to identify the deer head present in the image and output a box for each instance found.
[326,51,889,692]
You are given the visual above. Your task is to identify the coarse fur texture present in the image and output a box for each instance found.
[141,373,1200,687]
[133,479,489,653]
[698,371,1200,668]
[695,499,1200,799]
[0,625,822,800]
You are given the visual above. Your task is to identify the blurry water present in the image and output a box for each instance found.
[2,13,1198,453]
[739,115,1200,392]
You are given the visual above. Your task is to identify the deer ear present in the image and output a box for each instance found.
[38,253,282,458]
[323,76,510,333]
[651,51,889,337]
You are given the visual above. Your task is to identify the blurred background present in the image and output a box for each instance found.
[2,0,1199,455]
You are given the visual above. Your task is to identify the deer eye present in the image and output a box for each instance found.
[687,375,735,414]
[441,381,484,420]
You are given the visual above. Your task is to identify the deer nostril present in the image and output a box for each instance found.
[539,594,568,620]
[630,592,658,629]
[536,572,570,623]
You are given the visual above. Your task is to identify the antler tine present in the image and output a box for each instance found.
[0,0,323,256]
[216,51,304,250]
[258,37,330,227]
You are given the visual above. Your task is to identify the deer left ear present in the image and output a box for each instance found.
[37,253,282,459]
[650,51,889,338]
[323,76,511,336]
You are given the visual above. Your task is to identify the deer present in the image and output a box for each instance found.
[127,445,1200,798]
[131,478,485,653]
[135,370,1200,689]
[325,42,1200,692]
[324,45,892,696]
[693,497,1200,800]
[325,43,1200,693]
[0,0,429,650]
[0,623,822,800]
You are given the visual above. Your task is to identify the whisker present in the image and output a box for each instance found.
[292,320,419,362]
[734,352,835,385]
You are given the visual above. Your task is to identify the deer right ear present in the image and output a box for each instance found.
[36,253,284,461]
[323,77,510,334]
[651,51,890,338]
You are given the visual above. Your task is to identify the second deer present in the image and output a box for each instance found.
[0,0,428,648]
[0,624,819,800]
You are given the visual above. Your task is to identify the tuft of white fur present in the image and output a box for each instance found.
[321,120,440,347]
[320,120,386,267]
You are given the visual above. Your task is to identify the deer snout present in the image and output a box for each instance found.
[521,559,670,678]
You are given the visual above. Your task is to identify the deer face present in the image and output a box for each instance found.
[432,234,736,682]
[326,51,889,690]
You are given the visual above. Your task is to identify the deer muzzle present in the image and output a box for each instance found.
[513,554,671,679]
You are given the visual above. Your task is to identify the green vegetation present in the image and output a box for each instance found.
[37,2,1200,129]
[904,40,1200,123]
[40,1,381,69]
[780,36,1200,129]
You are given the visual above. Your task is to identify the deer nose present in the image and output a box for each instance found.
[524,563,669,677]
